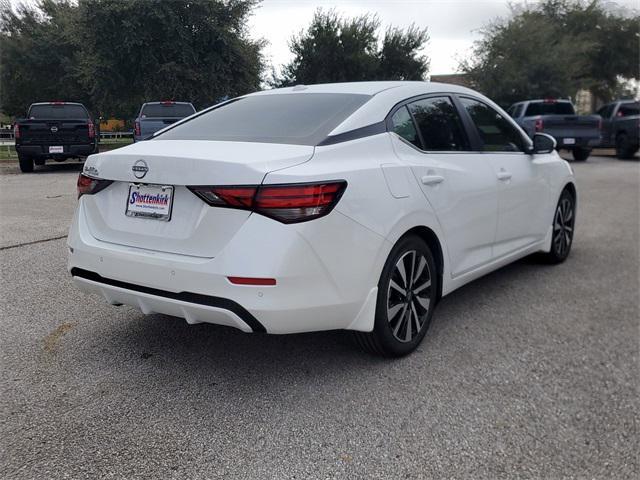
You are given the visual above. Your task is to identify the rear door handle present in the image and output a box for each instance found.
[497,170,512,181]
[421,175,444,186]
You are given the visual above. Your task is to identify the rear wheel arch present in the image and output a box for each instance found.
[563,181,577,202]
[396,226,444,302]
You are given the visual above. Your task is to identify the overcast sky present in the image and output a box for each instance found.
[8,0,638,75]
[249,0,638,75]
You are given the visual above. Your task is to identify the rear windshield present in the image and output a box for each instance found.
[154,93,372,146]
[618,102,639,117]
[141,103,196,118]
[28,104,88,119]
[525,102,575,116]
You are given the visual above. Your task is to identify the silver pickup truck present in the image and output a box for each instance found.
[133,101,196,142]
[507,99,601,161]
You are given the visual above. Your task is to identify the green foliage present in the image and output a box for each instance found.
[274,10,429,87]
[461,0,640,106]
[0,0,87,117]
[0,0,264,118]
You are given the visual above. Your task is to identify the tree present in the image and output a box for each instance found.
[275,10,429,86]
[75,0,264,118]
[0,0,87,117]
[461,0,640,107]
[0,0,264,118]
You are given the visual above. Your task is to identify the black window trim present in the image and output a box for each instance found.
[384,92,474,154]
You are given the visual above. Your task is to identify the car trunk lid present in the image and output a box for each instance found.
[81,140,314,257]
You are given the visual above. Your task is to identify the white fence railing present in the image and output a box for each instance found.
[0,131,134,145]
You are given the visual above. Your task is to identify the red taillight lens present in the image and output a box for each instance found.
[87,121,95,139]
[535,117,544,132]
[134,121,141,137]
[188,181,347,224]
[13,124,20,139]
[77,173,113,198]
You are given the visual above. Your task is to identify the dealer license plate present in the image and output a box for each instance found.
[125,183,174,221]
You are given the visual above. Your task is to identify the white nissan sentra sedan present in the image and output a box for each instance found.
[68,81,576,356]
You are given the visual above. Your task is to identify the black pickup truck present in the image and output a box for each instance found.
[13,102,99,172]
[596,100,639,159]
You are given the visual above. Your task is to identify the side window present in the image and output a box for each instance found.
[460,97,526,152]
[514,104,524,118]
[407,97,467,151]
[390,106,420,148]
[618,102,640,117]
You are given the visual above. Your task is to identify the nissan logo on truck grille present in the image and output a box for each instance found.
[132,159,149,179]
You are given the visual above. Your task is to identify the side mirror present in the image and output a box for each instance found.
[530,133,557,154]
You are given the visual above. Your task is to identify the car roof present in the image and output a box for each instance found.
[143,101,193,105]
[30,102,85,106]
[249,81,491,136]
[250,81,476,97]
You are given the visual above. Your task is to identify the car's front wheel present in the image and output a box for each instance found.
[354,235,438,357]
[541,189,576,264]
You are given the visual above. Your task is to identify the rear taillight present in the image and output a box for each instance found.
[87,121,95,139]
[77,173,113,198]
[188,181,347,224]
[13,124,20,139]
[535,117,544,132]
[134,121,141,137]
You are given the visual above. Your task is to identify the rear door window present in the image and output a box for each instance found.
[406,97,468,151]
[28,104,89,119]
[460,97,526,152]
[141,103,196,118]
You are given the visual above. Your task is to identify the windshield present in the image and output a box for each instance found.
[154,93,372,146]
[141,103,195,118]
[525,102,575,116]
[29,104,88,119]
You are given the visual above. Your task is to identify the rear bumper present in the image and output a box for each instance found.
[67,200,388,334]
[71,268,264,333]
[550,136,601,148]
[16,143,97,158]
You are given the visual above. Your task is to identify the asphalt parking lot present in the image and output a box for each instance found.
[0,154,638,479]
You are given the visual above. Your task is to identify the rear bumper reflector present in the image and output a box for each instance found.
[70,268,266,333]
[227,276,276,286]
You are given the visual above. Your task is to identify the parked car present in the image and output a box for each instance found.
[69,82,576,357]
[596,100,639,159]
[507,99,601,161]
[14,102,98,173]
[133,101,196,142]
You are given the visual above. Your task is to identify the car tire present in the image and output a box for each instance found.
[18,153,34,173]
[571,147,591,161]
[616,133,638,160]
[540,189,575,264]
[354,235,438,357]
